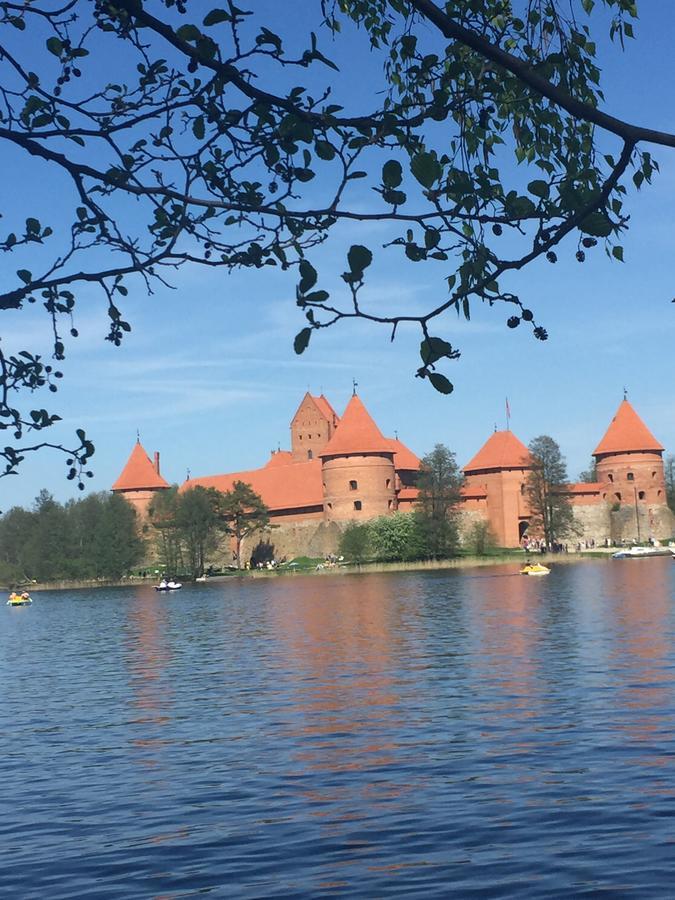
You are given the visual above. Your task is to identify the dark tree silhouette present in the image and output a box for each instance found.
[1,1,669,482]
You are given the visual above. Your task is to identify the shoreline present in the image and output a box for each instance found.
[3,550,613,592]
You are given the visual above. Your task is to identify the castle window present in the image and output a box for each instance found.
[327,502,332,510]
[388,500,393,509]
[308,450,313,460]
[349,480,358,491]
[386,478,391,489]
[615,492,621,501]
[652,471,657,479]
[638,491,646,500]
[602,493,607,499]
[354,500,362,511]
[627,472,634,481]
[658,490,663,497]
[607,473,614,483]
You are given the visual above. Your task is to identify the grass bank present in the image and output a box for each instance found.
[4,551,609,593]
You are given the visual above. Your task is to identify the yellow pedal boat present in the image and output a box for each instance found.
[520,563,550,576]
[7,592,32,606]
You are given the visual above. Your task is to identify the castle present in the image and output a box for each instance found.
[112,392,674,558]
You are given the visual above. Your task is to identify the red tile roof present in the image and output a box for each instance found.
[593,400,664,456]
[388,438,420,471]
[112,441,169,491]
[312,394,339,425]
[563,482,604,494]
[320,395,393,457]
[264,450,293,468]
[463,430,531,473]
[182,458,323,511]
[397,486,419,501]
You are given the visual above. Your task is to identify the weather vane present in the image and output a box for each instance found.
[623,386,628,400]
[352,378,358,396]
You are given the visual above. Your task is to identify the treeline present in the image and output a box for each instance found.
[340,512,494,563]
[0,489,143,584]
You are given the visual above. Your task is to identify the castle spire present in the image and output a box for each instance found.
[593,398,664,456]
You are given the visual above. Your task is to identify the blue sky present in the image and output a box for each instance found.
[2,3,674,509]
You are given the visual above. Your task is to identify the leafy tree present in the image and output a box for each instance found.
[415,444,462,559]
[339,521,373,564]
[148,487,184,575]
[0,505,36,581]
[220,481,270,569]
[578,459,598,483]
[665,455,675,515]
[525,435,576,549]
[0,1,670,483]
[175,485,225,577]
[464,520,496,556]
[89,493,144,578]
[370,512,425,561]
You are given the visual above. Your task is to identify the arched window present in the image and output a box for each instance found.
[615,492,621,501]
[638,491,646,500]
[349,480,358,491]
[608,473,614,483]
[353,500,362,511]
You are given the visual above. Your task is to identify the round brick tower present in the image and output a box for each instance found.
[111,439,169,518]
[320,394,396,521]
[593,399,667,507]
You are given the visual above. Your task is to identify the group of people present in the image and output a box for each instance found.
[521,538,570,554]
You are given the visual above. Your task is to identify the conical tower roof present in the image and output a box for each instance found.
[463,430,531,473]
[111,441,169,491]
[320,395,393,457]
[593,399,664,456]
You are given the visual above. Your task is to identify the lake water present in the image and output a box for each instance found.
[2,559,675,898]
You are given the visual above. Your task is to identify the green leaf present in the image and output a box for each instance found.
[612,245,624,262]
[420,337,454,365]
[176,24,201,42]
[192,116,205,140]
[382,159,403,188]
[294,327,312,355]
[347,244,372,276]
[303,290,329,303]
[315,140,335,160]
[46,36,63,57]
[298,259,317,293]
[411,152,442,189]
[579,211,613,237]
[428,373,454,395]
[203,8,231,26]
[527,179,549,199]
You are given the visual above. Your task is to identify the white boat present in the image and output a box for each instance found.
[611,546,672,559]
[155,580,182,591]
